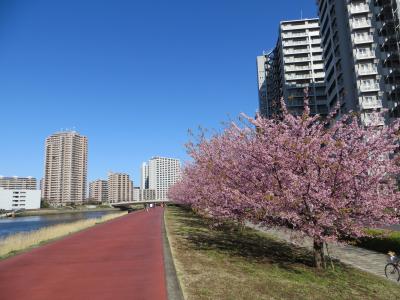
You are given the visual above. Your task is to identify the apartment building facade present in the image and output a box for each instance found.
[0,188,41,210]
[89,180,108,203]
[142,157,181,200]
[316,0,400,125]
[42,131,88,206]
[0,176,37,190]
[107,172,133,203]
[257,19,328,117]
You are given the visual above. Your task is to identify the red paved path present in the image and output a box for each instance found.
[0,207,167,300]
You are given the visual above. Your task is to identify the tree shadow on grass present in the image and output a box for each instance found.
[169,205,315,273]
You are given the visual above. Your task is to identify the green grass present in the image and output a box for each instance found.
[165,205,400,300]
[354,229,400,255]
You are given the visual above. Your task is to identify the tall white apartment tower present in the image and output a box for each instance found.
[107,172,133,203]
[43,131,87,206]
[257,19,328,117]
[141,162,149,189]
[143,157,181,200]
[316,0,400,125]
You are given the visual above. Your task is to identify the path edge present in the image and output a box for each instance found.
[162,207,185,300]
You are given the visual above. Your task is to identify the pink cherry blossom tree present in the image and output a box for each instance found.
[169,97,400,269]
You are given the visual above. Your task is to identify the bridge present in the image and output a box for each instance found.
[111,199,170,210]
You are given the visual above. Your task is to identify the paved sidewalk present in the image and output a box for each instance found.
[0,208,168,300]
[250,224,389,278]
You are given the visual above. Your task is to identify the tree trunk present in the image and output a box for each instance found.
[313,238,325,269]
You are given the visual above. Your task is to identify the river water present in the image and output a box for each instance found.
[0,211,118,239]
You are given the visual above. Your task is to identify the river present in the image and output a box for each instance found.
[0,211,118,239]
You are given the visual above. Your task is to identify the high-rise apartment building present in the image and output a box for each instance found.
[316,0,400,125]
[142,157,181,200]
[141,162,149,189]
[89,180,108,203]
[0,176,37,190]
[257,19,327,117]
[107,172,133,203]
[257,54,269,116]
[43,131,88,206]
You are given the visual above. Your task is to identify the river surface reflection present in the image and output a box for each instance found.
[0,211,117,239]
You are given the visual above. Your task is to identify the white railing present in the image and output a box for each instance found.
[357,67,377,75]
[353,35,374,44]
[350,20,371,30]
[283,40,308,46]
[349,5,370,14]
[360,99,382,110]
[355,52,375,59]
[286,74,312,80]
[284,49,309,55]
[285,57,311,63]
[359,83,380,92]
[285,66,311,71]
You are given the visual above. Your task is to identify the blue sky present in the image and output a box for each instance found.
[0,0,317,184]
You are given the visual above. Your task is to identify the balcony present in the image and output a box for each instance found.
[285,65,311,72]
[286,74,312,80]
[359,83,380,92]
[359,98,383,110]
[356,66,378,76]
[354,51,375,60]
[350,19,372,30]
[282,32,308,39]
[349,5,370,15]
[313,64,324,70]
[283,40,308,47]
[352,34,374,44]
[313,72,325,78]
[281,23,319,31]
[284,56,311,63]
[361,112,385,126]
[283,48,310,55]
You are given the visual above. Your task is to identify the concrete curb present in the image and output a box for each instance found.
[162,210,185,300]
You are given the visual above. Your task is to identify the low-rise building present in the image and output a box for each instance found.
[0,188,41,210]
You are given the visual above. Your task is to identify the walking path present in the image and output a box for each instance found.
[0,207,168,300]
[250,224,388,278]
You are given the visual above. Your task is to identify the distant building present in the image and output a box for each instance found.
[107,172,133,203]
[257,54,269,117]
[0,176,37,190]
[0,188,41,210]
[42,131,88,206]
[89,180,108,203]
[257,19,327,118]
[140,189,156,201]
[141,163,149,189]
[133,187,140,202]
[40,178,44,198]
[142,157,181,200]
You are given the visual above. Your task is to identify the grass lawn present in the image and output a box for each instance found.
[165,205,400,300]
